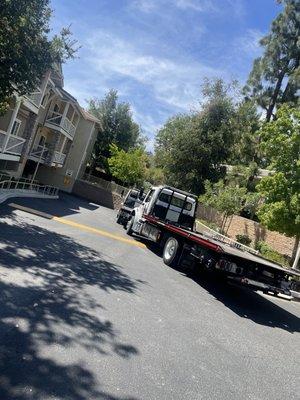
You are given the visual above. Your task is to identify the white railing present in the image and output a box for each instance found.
[30,145,49,160]
[83,174,130,197]
[0,175,38,185]
[52,151,66,164]
[0,178,59,197]
[196,220,259,255]
[46,111,62,125]
[26,87,43,108]
[62,117,76,137]
[46,111,76,138]
[0,130,26,155]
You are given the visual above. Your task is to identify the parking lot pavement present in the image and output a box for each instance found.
[0,194,299,400]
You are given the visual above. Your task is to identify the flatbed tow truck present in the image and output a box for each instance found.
[123,185,300,298]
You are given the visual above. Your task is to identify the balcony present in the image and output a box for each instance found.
[29,145,66,166]
[45,111,77,139]
[23,88,43,114]
[29,145,49,163]
[0,130,26,159]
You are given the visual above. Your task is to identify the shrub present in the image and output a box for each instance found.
[255,241,289,267]
[236,234,252,246]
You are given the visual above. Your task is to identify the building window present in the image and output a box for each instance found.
[11,119,21,137]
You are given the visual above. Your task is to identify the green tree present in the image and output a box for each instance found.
[229,101,261,166]
[88,90,143,173]
[155,79,235,194]
[108,144,147,186]
[256,105,300,261]
[244,0,300,121]
[199,180,248,234]
[0,0,77,112]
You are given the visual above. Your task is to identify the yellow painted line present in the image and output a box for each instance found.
[9,202,145,249]
[53,217,146,248]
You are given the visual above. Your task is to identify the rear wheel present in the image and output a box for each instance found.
[126,218,134,236]
[163,237,181,267]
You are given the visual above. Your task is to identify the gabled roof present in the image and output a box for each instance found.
[56,87,101,126]
[80,107,101,124]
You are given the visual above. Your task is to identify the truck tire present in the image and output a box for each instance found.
[163,237,181,267]
[116,214,122,224]
[126,218,134,236]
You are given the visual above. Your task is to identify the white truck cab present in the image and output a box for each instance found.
[128,185,197,236]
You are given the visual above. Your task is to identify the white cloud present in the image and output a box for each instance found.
[175,0,215,12]
[235,29,263,58]
[130,0,243,17]
[85,30,223,111]
[130,0,156,13]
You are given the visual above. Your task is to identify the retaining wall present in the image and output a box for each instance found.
[197,203,296,258]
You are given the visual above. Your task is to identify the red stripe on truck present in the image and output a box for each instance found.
[144,214,223,252]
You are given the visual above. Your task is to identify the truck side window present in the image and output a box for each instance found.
[158,192,171,203]
[144,189,155,203]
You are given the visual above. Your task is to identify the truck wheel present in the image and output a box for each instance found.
[116,214,122,224]
[163,237,181,267]
[126,218,134,236]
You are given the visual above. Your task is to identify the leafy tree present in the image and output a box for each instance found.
[199,180,248,234]
[228,101,261,166]
[256,105,300,261]
[244,0,300,121]
[108,144,147,186]
[88,90,143,173]
[0,0,77,112]
[155,79,235,194]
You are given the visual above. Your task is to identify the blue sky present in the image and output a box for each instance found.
[50,0,281,149]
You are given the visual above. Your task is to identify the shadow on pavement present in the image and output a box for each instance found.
[147,245,300,334]
[186,270,300,334]
[6,192,101,218]
[0,210,142,400]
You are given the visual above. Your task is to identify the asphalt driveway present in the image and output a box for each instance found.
[0,193,299,400]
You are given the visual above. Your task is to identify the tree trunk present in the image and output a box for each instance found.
[266,69,286,122]
[291,235,300,269]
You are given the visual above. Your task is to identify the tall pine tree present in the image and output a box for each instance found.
[244,0,300,121]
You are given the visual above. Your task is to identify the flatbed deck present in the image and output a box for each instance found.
[144,214,300,278]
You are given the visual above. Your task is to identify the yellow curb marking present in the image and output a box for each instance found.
[53,217,146,248]
[9,203,146,249]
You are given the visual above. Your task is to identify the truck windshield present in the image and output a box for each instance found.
[158,192,193,211]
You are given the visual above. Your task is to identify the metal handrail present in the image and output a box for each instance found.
[0,179,59,197]
[0,175,38,185]
[46,111,76,137]
[196,220,259,255]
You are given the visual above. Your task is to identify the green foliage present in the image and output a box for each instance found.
[228,101,262,166]
[155,79,236,194]
[88,90,143,172]
[0,0,77,109]
[256,105,300,238]
[200,180,248,217]
[146,166,165,186]
[244,0,300,120]
[236,234,252,246]
[255,241,289,267]
[108,144,147,186]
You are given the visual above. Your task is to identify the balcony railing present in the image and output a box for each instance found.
[46,111,76,138]
[52,151,66,165]
[25,88,43,108]
[0,130,26,155]
[30,145,49,160]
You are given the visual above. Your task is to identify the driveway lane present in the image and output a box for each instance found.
[0,194,299,400]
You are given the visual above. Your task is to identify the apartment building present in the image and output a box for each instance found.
[0,63,100,192]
